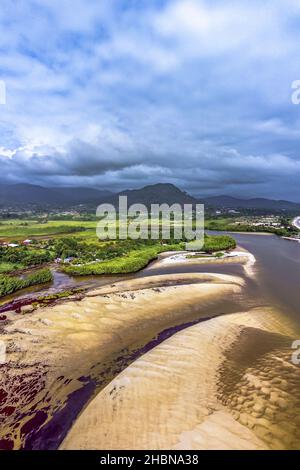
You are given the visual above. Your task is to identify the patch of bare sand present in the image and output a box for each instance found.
[0,273,241,449]
[61,307,300,450]
[147,247,256,277]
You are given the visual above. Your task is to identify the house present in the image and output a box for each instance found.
[23,239,33,245]
[8,243,19,247]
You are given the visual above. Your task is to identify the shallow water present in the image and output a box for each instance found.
[211,232,300,321]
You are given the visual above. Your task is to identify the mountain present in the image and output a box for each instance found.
[0,182,196,208]
[0,183,113,208]
[1,182,299,211]
[108,183,197,207]
[49,187,113,205]
[201,195,300,211]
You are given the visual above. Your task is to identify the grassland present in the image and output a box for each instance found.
[0,219,92,240]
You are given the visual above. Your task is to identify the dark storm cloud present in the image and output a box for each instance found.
[0,0,300,199]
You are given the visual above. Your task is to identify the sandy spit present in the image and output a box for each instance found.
[0,273,242,449]
[149,249,256,277]
[61,307,300,450]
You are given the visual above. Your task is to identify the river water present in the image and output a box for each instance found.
[225,233,300,321]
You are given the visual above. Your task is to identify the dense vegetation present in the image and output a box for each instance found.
[0,245,52,268]
[205,218,298,237]
[2,214,299,297]
[0,269,53,297]
[0,218,237,278]
[224,224,297,237]
[62,243,184,275]
[0,262,23,274]
[0,214,238,277]
[202,234,236,253]
[62,234,236,275]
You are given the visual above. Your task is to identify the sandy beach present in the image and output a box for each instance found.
[61,307,300,450]
[0,271,243,449]
[1,246,300,450]
[151,248,256,277]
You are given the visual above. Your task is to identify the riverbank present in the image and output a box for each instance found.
[0,269,53,298]
[282,237,300,243]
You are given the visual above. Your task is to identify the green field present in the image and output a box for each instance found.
[0,219,94,240]
[205,218,235,230]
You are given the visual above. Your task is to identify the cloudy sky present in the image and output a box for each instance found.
[1,0,300,200]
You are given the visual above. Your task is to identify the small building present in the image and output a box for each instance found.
[23,239,33,245]
[8,243,19,247]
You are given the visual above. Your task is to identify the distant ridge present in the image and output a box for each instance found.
[0,182,299,211]
[201,195,300,211]
[0,183,112,208]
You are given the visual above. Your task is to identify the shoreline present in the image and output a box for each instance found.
[282,236,300,243]
[292,216,300,231]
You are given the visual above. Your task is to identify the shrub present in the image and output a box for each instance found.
[62,243,184,275]
[203,235,236,253]
[0,269,53,297]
